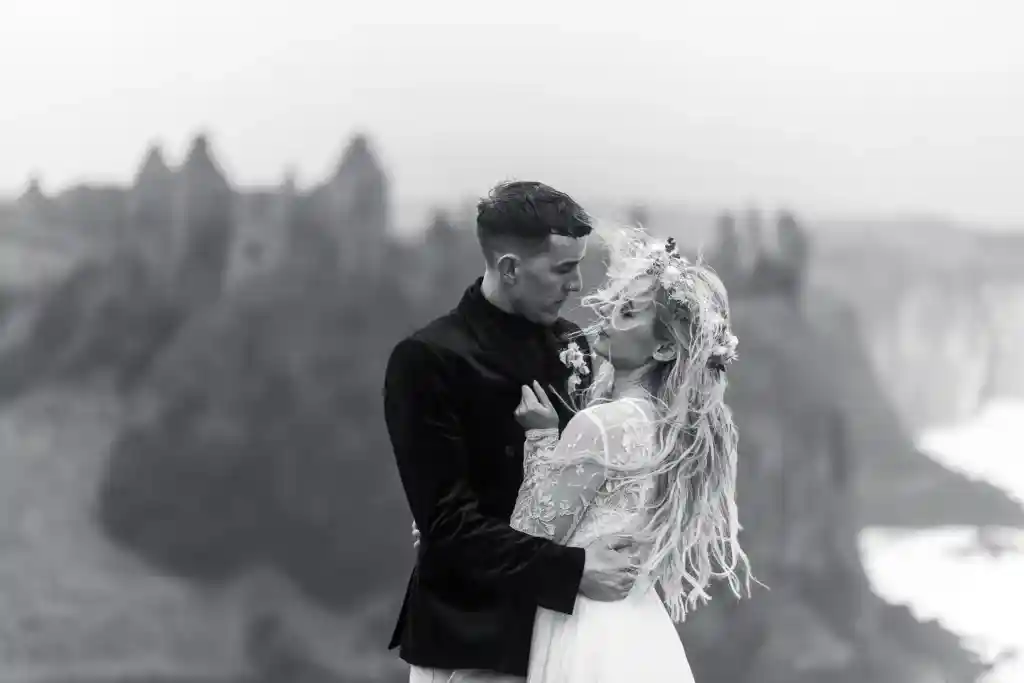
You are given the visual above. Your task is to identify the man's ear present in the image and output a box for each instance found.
[496,253,520,284]
[652,342,677,363]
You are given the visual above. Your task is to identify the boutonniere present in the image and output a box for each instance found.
[546,339,591,415]
[558,341,590,394]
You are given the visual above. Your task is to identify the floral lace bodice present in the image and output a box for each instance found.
[509,398,659,554]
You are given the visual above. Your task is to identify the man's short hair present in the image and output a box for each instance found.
[476,181,592,264]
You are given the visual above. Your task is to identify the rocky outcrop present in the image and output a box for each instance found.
[705,208,1024,431]
[708,207,810,302]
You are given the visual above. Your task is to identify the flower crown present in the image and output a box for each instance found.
[640,236,739,372]
[644,237,692,296]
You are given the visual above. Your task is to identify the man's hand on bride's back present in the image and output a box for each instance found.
[579,537,640,601]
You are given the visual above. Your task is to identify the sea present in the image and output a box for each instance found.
[859,399,1024,683]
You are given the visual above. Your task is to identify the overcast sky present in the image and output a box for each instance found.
[2,0,1022,228]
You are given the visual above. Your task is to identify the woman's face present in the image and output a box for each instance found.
[591,275,667,370]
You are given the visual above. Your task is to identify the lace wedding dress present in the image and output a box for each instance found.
[510,398,695,683]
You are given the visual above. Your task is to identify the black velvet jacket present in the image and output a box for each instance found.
[383,278,594,676]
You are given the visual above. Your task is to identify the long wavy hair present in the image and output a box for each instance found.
[569,223,755,621]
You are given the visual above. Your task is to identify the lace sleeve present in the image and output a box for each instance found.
[510,410,608,545]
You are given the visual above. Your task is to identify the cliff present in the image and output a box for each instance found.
[809,223,1024,432]
[803,289,1024,529]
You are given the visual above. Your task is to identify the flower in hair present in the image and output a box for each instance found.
[643,236,694,302]
[709,334,739,371]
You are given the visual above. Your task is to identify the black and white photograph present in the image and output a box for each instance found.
[1,2,1022,682]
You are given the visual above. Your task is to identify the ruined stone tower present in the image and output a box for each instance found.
[174,133,235,305]
[317,133,390,275]
[124,143,177,278]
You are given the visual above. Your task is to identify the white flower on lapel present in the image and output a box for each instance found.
[559,341,590,394]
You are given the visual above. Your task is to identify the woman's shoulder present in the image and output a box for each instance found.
[583,396,654,420]
[572,398,655,439]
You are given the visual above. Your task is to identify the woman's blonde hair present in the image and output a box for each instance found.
[571,223,753,621]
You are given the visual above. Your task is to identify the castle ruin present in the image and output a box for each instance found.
[0,132,393,298]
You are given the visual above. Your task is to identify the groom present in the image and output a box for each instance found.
[383,181,639,682]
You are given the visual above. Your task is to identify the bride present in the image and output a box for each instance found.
[509,227,754,682]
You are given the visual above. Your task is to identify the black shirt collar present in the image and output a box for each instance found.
[457,277,550,341]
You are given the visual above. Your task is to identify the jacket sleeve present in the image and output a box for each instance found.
[383,336,585,615]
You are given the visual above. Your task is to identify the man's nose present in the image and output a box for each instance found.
[566,270,582,293]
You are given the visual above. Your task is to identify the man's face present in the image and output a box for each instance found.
[509,234,588,325]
